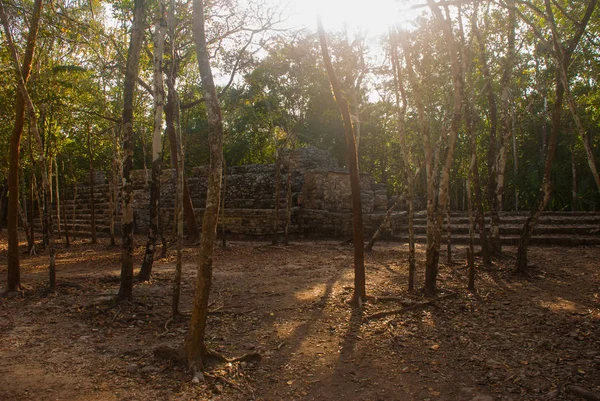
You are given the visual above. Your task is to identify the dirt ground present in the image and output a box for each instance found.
[0,232,599,401]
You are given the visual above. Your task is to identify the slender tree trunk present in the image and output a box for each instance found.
[285,157,292,246]
[425,0,464,296]
[461,6,491,265]
[512,114,519,212]
[54,158,61,237]
[29,177,36,254]
[446,199,452,265]
[0,181,8,232]
[572,147,578,211]
[63,192,70,247]
[221,160,227,247]
[2,16,56,287]
[366,197,403,252]
[117,0,145,301]
[109,128,120,247]
[492,0,516,255]
[515,0,597,273]
[390,30,416,291]
[139,2,166,282]
[141,127,149,187]
[166,92,199,242]
[88,132,97,244]
[18,172,33,250]
[466,178,475,292]
[318,19,366,306]
[72,182,77,241]
[167,3,184,316]
[1,0,43,292]
[272,149,281,245]
[182,0,224,370]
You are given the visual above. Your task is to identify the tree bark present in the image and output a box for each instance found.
[54,158,61,237]
[515,0,597,273]
[318,19,366,306]
[272,149,281,245]
[466,178,475,292]
[2,12,56,287]
[72,181,78,241]
[166,88,199,242]
[1,0,44,292]
[390,30,416,291]
[88,131,97,244]
[139,2,166,282]
[462,5,492,266]
[425,0,464,296]
[168,0,184,317]
[117,0,145,301]
[221,160,227,247]
[182,0,224,371]
[571,147,578,211]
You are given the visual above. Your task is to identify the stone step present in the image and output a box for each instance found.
[392,233,600,246]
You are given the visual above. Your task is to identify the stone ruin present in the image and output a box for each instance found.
[52,146,600,246]
[66,146,400,240]
[139,146,396,238]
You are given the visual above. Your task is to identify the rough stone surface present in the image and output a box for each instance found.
[60,146,395,238]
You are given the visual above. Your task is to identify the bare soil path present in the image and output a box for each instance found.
[0,232,598,400]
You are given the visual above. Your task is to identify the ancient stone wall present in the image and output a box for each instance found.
[61,146,394,239]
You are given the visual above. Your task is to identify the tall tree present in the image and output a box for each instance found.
[182,0,225,370]
[514,0,598,273]
[139,0,167,282]
[423,0,464,296]
[2,0,56,288]
[318,18,366,306]
[390,30,416,291]
[117,0,146,301]
[1,0,44,292]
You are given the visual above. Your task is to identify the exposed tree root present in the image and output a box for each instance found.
[567,385,600,401]
[153,345,261,370]
[364,292,457,321]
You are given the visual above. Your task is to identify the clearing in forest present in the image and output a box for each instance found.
[1,234,599,401]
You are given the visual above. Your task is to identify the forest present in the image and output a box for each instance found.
[0,0,599,400]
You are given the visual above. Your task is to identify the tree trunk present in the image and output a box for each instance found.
[2,17,56,287]
[63,191,70,247]
[284,152,293,246]
[445,200,452,265]
[272,149,281,245]
[221,160,227,247]
[72,182,78,241]
[318,19,366,306]
[492,0,516,255]
[572,147,578,211]
[166,90,200,242]
[88,132,97,244]
[139,2,166,282]
[182,0,224,371]
[366,197,403,252]
[169,12,185,318]
[1,0,43,292]
[117,0,145,301]
[0,180,7,232]
[462,6,491,266]
[109,128,120,247]
[29,177,36,254]
[425,0,464,296]
[515,0,597,273]
[390,30,416,291]
[466,178,475,292]
[54,158,61,237]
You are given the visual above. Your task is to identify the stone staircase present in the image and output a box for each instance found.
[391,211,600,246]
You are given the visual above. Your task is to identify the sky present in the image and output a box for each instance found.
[277,0,424,36]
